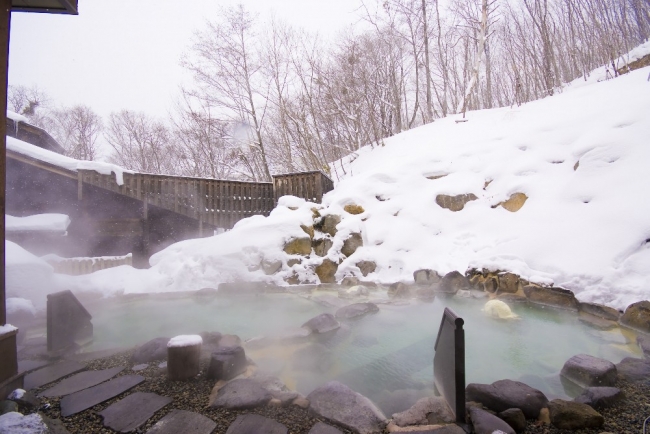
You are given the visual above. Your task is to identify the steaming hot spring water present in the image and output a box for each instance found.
[81,287,640,416]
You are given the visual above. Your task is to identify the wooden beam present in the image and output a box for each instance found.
[1,0,10,328]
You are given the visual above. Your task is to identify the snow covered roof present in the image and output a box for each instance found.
[6,214,71,234]
[6,135,133,185]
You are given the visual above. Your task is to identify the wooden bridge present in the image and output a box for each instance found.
[6,148,334,267]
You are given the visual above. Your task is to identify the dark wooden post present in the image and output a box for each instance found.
[0,0,10,329]
[142,195,149,259]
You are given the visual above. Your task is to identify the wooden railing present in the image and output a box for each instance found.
[78,170,332,229]
[273,171,334,204]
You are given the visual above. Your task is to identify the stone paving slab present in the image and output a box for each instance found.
[18,359,50,374]
[60,375,145,417]
[145,409,217,434]
[39,366,125,398]
[24,361,86,390]
[99,392,172,433]
[225,414,288,434]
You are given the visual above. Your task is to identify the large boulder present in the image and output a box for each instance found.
[413,269,442,286]
[615,357,650,382]
[209,379,271,409]
[469,406,515,434]
[637,335,650,359]
[574,387,624,409]
[302,313,340,334]
[523,285,578,310]
[620,300,650,333]
[341,233,363,257]
[560,354,617,387]
[547,399,604,430]
[439,271,469,295]
[387,283,413,299]
[307,381,387,434]
[465,379,548,419]
[335,303,379,320]
[284,237,312,256]
[132,337,170,363]
[207,346,248,381]
[391,396,454,427]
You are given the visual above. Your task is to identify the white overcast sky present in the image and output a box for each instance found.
[8,0,363,120]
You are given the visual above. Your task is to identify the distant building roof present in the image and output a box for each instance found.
[5,116,65,154]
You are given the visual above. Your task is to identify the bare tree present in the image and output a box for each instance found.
[182,4,272,181]
[48,105,103,160]
[105,110,176,174]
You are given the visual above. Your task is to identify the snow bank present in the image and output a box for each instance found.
[5,241,57,311]
[6,214,71,233]
[6,135,133,185]
[6,298,37,316]
[6,110,28,123]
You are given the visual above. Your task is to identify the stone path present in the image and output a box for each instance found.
[98,391,172,433]
[145,409,217,434]
[60,375,145,417]
[17,359,50,374]
[24,360,86,390]
[39,366,124,397]
[225,413,288,434]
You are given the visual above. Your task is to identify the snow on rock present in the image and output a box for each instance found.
[0,412,48,433]
[6,214,71,233]
[5,241,57,311]
[6,135,133,185]
[7,389,26,400]
[167,335,203,348]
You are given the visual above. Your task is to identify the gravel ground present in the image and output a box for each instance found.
[28,349,650,434]
[33,349,355,434]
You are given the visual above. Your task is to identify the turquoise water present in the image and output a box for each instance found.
[86,291,641,415]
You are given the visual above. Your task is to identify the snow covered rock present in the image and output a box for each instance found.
[283,237,312,256]
[313,238,333,257]
[307,381,387,434]
[355,261,376,277]
[316,214,341,237]
[315,259,338,284]
[435,193,477,212]
[483,300,519,320]
[438,271,469,295]
[0,412,50,434]
[560,354,617,388]
[341,233,363,257]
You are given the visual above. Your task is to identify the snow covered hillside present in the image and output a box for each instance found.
[14,50,650,312]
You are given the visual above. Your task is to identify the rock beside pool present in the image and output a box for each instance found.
[307,381,387,434]
[523,285,578,310]
[387,283,412,299]
[438,271,468,295]
[132,337,170,363]
[413,269,442,286]
[637,335,650,358]
[339,286,369,299]
[620,300,650,333]
[469,406,515,434]
[308,421,344,434]
[560,354,617,387]
[302,313,340,334]
[465,379,548,419]
[574,387,624,409]
[577,302,621,322]
[615,357,650,382]
[391,396,455,426]
[547,399,604,429]
[498,408,526,433]
[207,345,248,381]
[209,378,272,409]
[335,303,379,320]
